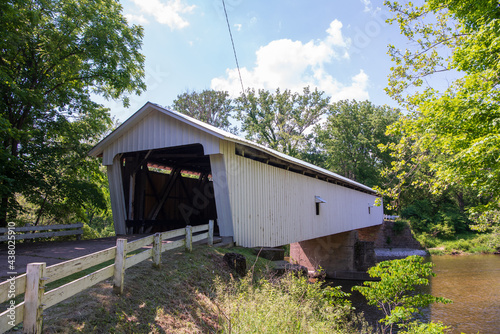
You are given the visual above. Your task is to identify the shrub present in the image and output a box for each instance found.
[400,321,450,334]
[82,223,100,239]
[430,223,455,239]
[353,256,451,334]
[215,272,371,333]
[392,220,407,235]
[415,232,439,248]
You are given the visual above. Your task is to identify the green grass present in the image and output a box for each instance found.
[214,272,370,334]
[31,245,276,333]
[418,231,500,255]
[10,245,370,333]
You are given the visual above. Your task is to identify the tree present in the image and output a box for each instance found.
[235,87,329,157]
[314,100,400,187]
[353,256,451,334]
[0,0,146,226]
[381,0,500,227]
[172,90,237,134]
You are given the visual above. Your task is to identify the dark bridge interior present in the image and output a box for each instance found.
[120,144,218,234]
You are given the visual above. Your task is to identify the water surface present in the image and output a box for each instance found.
[329,254,500,333]
[426,254,500,334]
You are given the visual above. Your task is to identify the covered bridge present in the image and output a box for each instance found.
[89,102,383,250]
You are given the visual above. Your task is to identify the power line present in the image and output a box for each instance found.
[221,0,245,96]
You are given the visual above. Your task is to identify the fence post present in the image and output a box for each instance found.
[152,233,162,268]
[24,262,46,334]
[185,225,193,252]
[208,220,214,246]
[113,238,127,294]
[76,222,82,240]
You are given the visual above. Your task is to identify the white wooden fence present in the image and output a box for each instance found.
[0,223,83,242]
[0,221,214,333]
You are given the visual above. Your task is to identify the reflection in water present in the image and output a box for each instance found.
[329,255,500,334]
[426,255,500,334]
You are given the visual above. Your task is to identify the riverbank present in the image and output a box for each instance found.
[15,245,367,333]
[416,230,500,255]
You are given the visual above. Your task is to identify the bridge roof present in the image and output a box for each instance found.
[89,102,377,195]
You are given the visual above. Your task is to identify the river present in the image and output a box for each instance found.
[329,254,500,334]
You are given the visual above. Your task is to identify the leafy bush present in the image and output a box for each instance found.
[415,232,439,249]
[420,230,499,254]
[82,223,100,239]
[215,272,371,333]
[430,222,455,239]
[353,256,451,334]
[401,199,470,238]
[392,219,407,235]
[400,321,450,334]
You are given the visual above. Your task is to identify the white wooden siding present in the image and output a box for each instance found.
[100,109,220,165]
[209,154,234,237]
[220,141,383,247]
[107,156,128,235]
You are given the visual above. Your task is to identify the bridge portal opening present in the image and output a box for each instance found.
[120,144,218,234]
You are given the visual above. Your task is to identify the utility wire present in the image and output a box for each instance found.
[222,0,245,96]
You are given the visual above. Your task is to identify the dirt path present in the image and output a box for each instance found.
[0,235,145,281]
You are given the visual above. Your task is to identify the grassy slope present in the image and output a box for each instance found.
[37,245,273,334]
[413,230,500,255]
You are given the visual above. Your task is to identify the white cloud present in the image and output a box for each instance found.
[124,14,149,25]
[360,0,372,12]
[211,19,369,102]
[234,23,242,31]
[129,0,195,30]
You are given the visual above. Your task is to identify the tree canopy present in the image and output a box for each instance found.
[315,100,400,188]
[0,0,145,226]
[381,0,500,227]
[172,90,237,133]
[236,87,330,157]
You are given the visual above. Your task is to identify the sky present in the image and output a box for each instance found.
[104,0,407,122]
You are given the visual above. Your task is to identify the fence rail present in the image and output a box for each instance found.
[0,221,214,333]
[0,223,83,242]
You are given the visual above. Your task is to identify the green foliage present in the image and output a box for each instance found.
[236,87,329,157]
[381,0,500,227]
[0,0,145,226]
[425,231,500,255]
[315,100,400,187]
[172,89,237,134]
[400,321,450,334]
[353,256,451,333]
[216,272,371,334]
[392,220,407,235]
[401,198,469,238]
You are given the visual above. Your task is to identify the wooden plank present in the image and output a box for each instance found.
[45,247,116,284]
[148,168,181,220]
[185,226,193,252]
[0,273,26,304]
[160,228,185,241]
[125,249,153,269]
[24,263,45,334]
[128,173,136,220]
[208,220,214,246]
[43,264,114,310]
[0,223,83,233]
[113,239,127,294]
[0,229,83,242]
[152,233,161,268]
[145,168,168,220]
[192,224,209,233]
[0,301,24,332]
[192,232,209,244]
[161,239,185,252]
[126,235,154,253]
